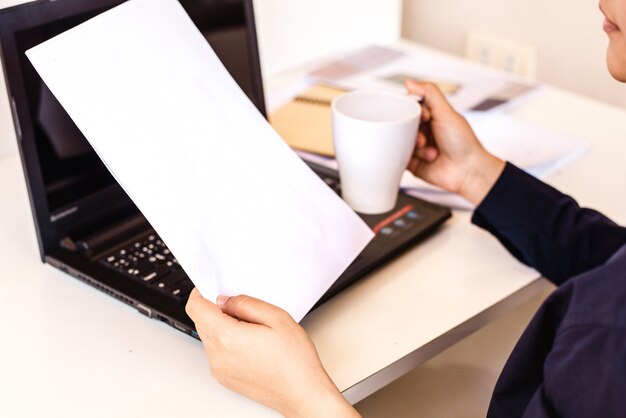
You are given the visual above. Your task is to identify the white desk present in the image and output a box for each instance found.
[2,45,626,418]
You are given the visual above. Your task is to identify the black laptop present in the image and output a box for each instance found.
[0,0,451,338]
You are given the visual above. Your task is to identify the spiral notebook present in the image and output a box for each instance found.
[269,84,346,157]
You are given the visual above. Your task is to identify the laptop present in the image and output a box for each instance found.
[0,0,451,338]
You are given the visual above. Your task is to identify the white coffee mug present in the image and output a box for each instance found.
[332,90,421,214]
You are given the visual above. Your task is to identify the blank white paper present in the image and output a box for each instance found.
[26,0,373,321]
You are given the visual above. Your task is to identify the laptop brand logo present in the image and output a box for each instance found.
[50,206,79,223]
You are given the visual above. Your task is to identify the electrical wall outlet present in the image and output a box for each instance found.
[465,30,538,80]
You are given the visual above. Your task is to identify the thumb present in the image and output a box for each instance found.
[405,80,454,117]
[186,288,237,333]
[218,294,290,327]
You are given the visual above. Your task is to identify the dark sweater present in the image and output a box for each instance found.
[472,163,626,418]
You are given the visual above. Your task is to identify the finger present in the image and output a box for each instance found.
[412,143,438,161]
[420,105,431,123]
[186,288,237,333]
[407,157,421,173]
[405,80,454,117]
[218,294,290,328]
[409,149,439,179]
[415,131,428,149]
[415,146,439,162]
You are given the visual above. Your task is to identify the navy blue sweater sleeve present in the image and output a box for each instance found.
[472,163,626,285]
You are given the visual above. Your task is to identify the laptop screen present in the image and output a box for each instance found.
[12,0,264,215]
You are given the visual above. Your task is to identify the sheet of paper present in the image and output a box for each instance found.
[26,0,374,322]
[464,112,590,172]
[307,43,539,112]
[307,45,406,81]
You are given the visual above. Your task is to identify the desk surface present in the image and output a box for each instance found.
[2,43,626,418]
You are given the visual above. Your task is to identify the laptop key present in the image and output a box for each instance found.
[132,259,154,275]
[141,265,170,282]
[154,270,187,290]
[170,279,194,299]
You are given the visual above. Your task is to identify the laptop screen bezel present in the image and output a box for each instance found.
[0,0,267,259]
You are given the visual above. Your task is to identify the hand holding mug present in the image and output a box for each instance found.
[405,80,505,205]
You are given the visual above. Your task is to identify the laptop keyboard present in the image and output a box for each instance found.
[99,233,193,301]
[99,170,340,301]
[98,172,341,303]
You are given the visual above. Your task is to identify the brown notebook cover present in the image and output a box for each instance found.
[269,84,347,157]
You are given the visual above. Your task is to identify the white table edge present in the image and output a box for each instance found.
[342,277,552,404]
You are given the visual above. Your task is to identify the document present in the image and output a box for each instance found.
[26,0,374,321]
[306,43,539,113]
[464,111,589,175]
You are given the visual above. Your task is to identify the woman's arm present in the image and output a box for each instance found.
[405,80,626,283]
[471,162,626,284]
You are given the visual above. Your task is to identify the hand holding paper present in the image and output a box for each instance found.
[26,0,373,321]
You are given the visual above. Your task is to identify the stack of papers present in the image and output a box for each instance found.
[26,0,374,321]
[305,44,540,113]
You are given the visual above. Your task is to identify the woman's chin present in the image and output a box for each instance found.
[606,46,626,82]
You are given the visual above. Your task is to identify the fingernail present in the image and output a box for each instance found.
[216,295,230,307]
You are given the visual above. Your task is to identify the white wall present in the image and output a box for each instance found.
[252,0,402,78]
[402,0,626,109]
